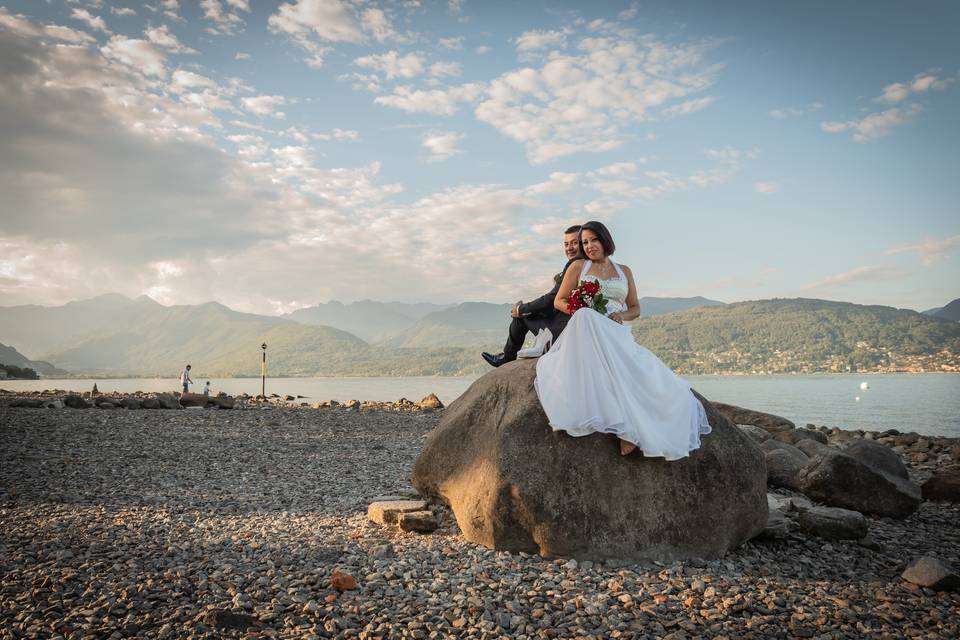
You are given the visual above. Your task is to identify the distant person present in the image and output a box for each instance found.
[481,225,583,367]
[202,381,212,396]
[180,364,193,394]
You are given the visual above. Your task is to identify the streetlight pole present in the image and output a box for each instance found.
[261,342,267,398]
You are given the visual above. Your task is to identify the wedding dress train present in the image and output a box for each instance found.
[534,260,711,461]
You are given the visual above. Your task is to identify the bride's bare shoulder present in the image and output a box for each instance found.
[619,262,634,276]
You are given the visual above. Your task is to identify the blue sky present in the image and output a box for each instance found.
[0,0,957,314]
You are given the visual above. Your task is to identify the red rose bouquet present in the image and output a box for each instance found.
[567,279,609,315]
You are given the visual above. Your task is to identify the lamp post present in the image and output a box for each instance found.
[261,342,267,398]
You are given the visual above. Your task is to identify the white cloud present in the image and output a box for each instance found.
[161,0,181,20]
[374,83,484,115]
[824,71,952,142]
[235,52,250,60]
[268,0,364,51]
[0,8,42,37]
[438,36,464,50]
[354,51,425,80]
[429,61,461,78]
[473,26,722,163]
[798,265,901,294]
[583,148,752,202]
[821,105,922,142]
[241,95,287,118]
[268,0,410,66]
[170,70,218,91]
[110,7,136,17]
[590,162,638,177]
[475,45,491,55]
[227,134,269,158]
[515,29,568,52]
[885,235,960,266]
[201,0,251,35]
[878,71,950,103]
[144,24,196,54]
[662,96,714,117]
[312,128,360,142]
[768,102,822,119]
[70,8,110,33]
[754,181,778,194]
[101,36,168,77]
[43,25,96,44]
[526,172,579,195]
[702,146,759,162]
[360,7,401,44]
[421,131,462,162]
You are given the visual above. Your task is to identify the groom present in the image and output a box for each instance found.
[482,225,582,367]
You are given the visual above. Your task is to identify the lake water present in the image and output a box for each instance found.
[3,373,958,438]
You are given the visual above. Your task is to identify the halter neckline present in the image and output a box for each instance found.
[581,259,625,281]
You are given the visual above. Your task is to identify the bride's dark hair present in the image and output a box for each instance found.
[580,220,616,256]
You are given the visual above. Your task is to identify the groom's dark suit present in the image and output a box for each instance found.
[496,258,575,363]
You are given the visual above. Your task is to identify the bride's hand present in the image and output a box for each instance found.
[609,312,623,324]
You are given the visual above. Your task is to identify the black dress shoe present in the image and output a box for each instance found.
[482,351,507,367]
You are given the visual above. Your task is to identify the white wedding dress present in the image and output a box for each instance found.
[534,260,711,460]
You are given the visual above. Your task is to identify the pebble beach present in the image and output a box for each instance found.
[2,403,959,639]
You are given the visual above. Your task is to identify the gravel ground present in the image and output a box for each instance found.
[1,406,959,639]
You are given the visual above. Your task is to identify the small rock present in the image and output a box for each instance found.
[330,571,357,591]
[398,510,438,533]
[417,393,444,410]
[367,500,428,524]
[201,609,257,631]
[901,557,960,591]
[798,506,868,540]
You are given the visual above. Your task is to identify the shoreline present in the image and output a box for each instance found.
[5,370,959,381]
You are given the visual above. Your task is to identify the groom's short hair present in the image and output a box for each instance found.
[564,224,582,234]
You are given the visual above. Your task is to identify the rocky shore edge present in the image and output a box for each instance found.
[0,389,445,412]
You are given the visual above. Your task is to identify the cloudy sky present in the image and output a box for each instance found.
[0,0,958,315]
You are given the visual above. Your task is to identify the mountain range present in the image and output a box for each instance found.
[923,298,960,322]
[0,343,66,377]
[632,298,960,373]
[0,294,955,377]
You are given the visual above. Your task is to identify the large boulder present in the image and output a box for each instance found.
[737,424,771,443]
[411,359,767,561]
[760,440,809,490]
[794,438,835,458]
[63,394,90,409]
[921,468,960,502]
[712,402,795,433]
[775,428,828,446]
[797,506,868,540]
[798,449,921,519]
[179,392,209,408]
[155,394,180,410]
[843,440,909,480]
[210,394,236,409]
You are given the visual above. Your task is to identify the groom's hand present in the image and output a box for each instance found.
[511,301,522,318]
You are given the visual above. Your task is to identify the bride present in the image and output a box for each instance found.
[534,220,711,459]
